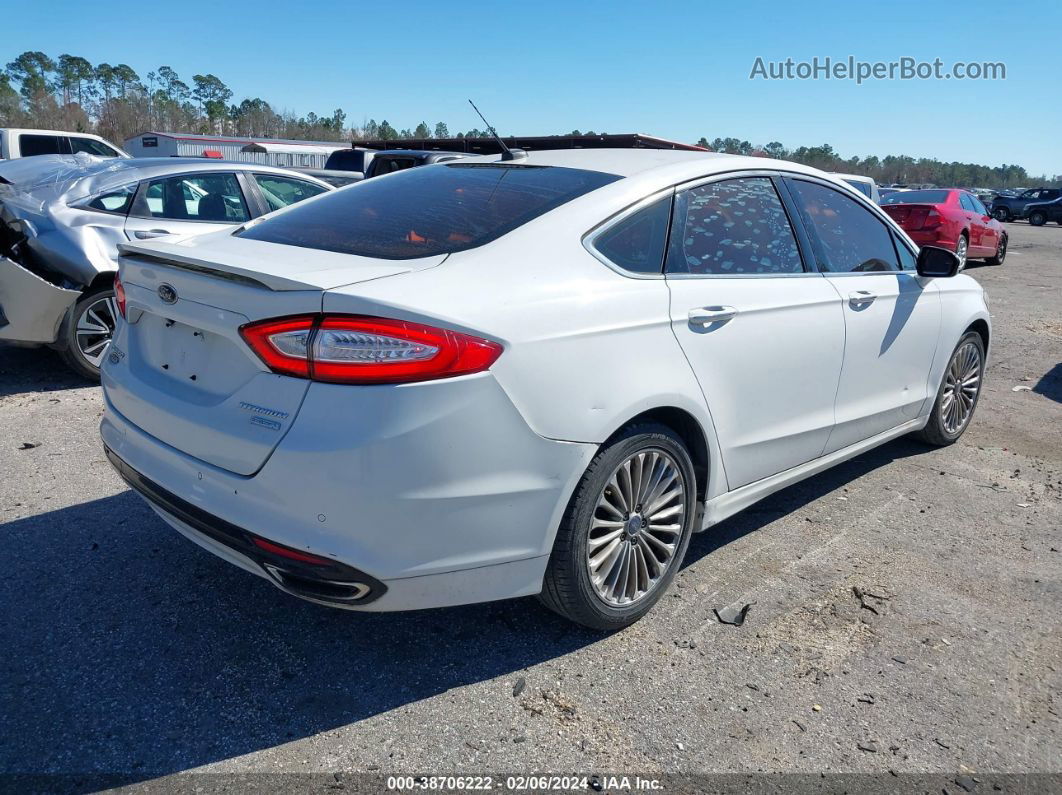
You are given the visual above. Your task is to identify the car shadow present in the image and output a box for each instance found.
[0,343,91,397]
[1033,362,1062,403]
[684,435,932,566]
[0,436,934,783]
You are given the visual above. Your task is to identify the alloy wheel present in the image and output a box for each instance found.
[940,341,981,435]
[75,293,119,370]
[586,449,687,606]
[955,236,968,269]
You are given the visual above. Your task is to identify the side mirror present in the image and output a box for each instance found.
[916,245,961,278]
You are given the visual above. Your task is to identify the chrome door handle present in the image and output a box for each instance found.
[848,290,876,306]
[688,306,738,326]
[134,229,172,239]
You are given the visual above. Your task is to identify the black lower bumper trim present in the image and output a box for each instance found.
[105,446,386,605]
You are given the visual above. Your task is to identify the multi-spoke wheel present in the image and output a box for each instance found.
[60,286,119,380]
[588,449,685,606]
[539,423,696,630]
[954,234,968,271]
[915,331,985,447]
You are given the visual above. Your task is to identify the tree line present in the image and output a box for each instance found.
[2,51,1055,188]
[697,138,1059,189]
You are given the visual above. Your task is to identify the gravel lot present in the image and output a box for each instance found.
[1,223,1059,788]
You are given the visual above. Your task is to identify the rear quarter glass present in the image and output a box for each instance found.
[236,163,621,260]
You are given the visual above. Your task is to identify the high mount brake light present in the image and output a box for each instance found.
[239,315,503,385]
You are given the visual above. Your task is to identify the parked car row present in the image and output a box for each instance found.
[95,148,989,629]
[880,189,1007,270]
[0,155,331,377]
[988,187,1062,222]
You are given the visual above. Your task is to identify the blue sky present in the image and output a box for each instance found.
[7,0,1059,176]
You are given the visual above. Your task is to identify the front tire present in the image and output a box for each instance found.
[1028,211,1047,226]
[539,423,697,631]
[913,332,985,447]
[59,285,119,381]
[992,207,1010,222]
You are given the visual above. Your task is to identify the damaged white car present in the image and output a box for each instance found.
[0,154,332,378]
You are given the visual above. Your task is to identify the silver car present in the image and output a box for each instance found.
[0,154,331,378]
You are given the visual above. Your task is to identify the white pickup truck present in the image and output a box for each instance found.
[0,128,129,160]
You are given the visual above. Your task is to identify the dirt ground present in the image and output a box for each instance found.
[1,222,1059,791]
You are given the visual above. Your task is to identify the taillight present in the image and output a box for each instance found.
[239,315,503,385]
[238,315,315,379]
[114,274,127,318]
[921,208,942,229]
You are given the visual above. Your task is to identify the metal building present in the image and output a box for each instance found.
[123,132,347,167]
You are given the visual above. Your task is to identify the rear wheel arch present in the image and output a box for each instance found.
[87,270,116,291]
[604,407,710,502]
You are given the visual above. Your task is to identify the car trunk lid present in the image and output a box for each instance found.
[881,203,939,230]
[105,240,446,475]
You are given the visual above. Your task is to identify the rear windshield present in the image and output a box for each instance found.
[842,179,873,198]
[881,190,950,205]
[236,162,621,259]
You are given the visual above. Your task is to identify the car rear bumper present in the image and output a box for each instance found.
[100,374,596,611]
[905,229,958,249]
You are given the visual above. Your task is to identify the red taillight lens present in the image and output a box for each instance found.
[239,315,503,385]
[919,208,942,229]
[114,274,127,318]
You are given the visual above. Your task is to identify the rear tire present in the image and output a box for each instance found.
[1028,211,1047,227]
[59,285,119,381]
[539,422,697,631]
[986,234,1007,266]
[913,331,985,447]
[954,233,969,271]
[992,207,1010,222]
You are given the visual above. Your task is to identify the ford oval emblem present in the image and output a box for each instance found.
[157,283,178,304]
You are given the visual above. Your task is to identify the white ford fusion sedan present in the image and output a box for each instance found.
[100,149,989,630]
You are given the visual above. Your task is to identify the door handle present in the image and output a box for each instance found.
[134,229,172,239]
[688,305,738,326]
[848,290,876,307]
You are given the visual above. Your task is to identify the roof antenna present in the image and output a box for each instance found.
[468,99,527,161]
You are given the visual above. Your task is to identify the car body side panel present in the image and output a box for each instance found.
[321,236,732,500]
[931,275,992,393]
[0,255,79,342]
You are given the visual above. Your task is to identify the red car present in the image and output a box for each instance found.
[881,189,1007,269]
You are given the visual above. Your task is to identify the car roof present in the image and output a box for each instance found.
[0,154,330,204]
[831,172,873,183]
[444,149,835,191]
[372,150,469,160]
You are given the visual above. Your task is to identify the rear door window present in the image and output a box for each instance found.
[238,163,621,259]
[18,134,70,157]
[665,177,804,275]
[788,179,900,272]
[138,173,249,223]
